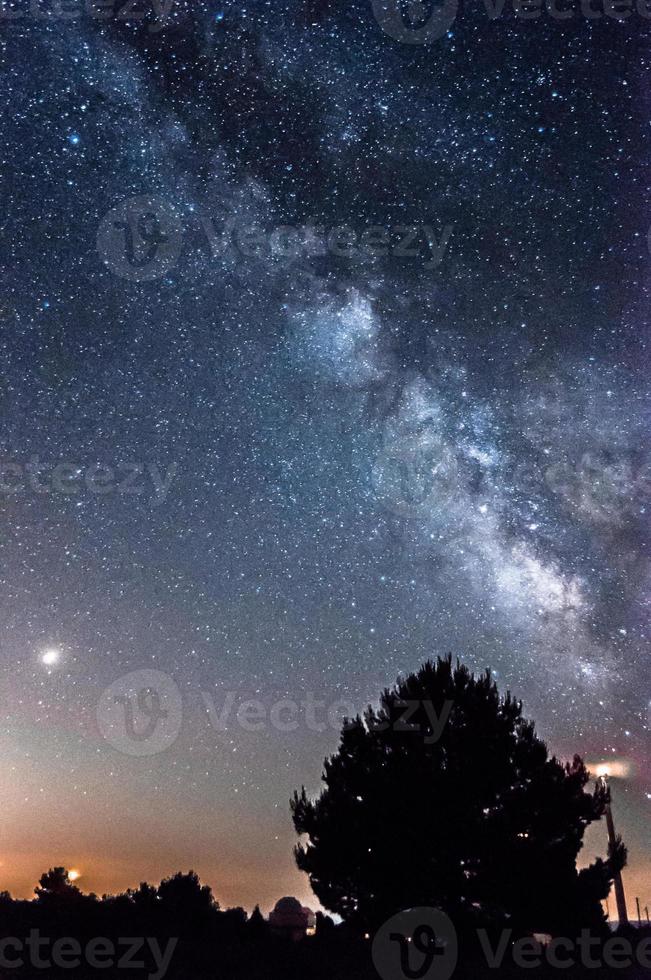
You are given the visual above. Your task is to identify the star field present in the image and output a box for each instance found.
[0,0,649,912]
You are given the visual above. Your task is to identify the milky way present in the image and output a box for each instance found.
[0,0,649,911]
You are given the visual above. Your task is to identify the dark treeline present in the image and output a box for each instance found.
[0,869,367,980]
[0,869,648,980]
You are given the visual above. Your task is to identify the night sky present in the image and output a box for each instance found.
[0,0,649,914]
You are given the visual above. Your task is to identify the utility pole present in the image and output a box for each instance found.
[645,907,649,925]
[636,898,642,929]
[598,774,628,927]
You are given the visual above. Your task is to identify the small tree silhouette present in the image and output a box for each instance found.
[247,904,267,939]
[35,868,81,902]
[156,871,218,934]
[292,656,624,935]
[126,881,159,911]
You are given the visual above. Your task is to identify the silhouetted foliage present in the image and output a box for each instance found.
[247,904,267,939]
[126,880,159,911]
[0,860,645,980]
[158,870,216,911]
[292,656,623,935]
[35,868,82,903]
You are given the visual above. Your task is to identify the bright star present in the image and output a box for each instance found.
[41,648,60,667]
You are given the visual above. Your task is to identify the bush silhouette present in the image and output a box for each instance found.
[35,867,83,903]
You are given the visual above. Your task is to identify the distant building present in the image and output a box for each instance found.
[269,897,315,941]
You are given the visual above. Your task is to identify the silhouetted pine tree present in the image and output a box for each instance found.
[291,656,623,935]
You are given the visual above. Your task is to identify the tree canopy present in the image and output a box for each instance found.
[292,656,625,935]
